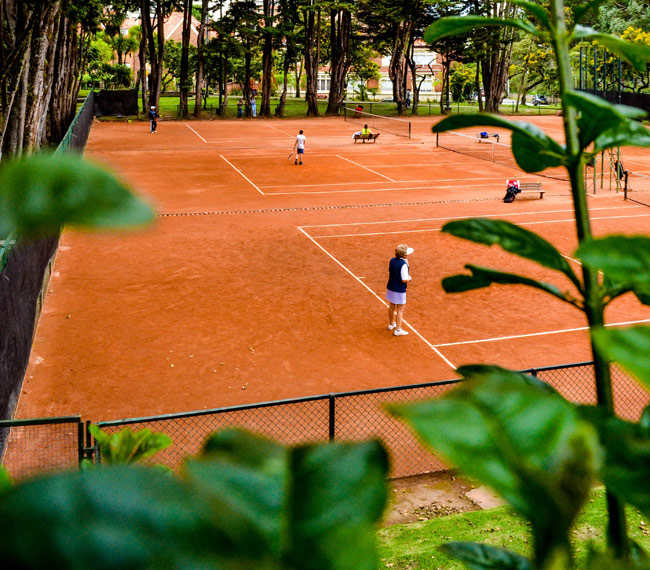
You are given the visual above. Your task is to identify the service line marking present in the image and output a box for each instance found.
[434,318,650,348]
[309,211,650,239]
[260,176,510,189]
[301,205,641,229]
[266,182,504,196]
[185,124,208,143]
[298,226,457,371]
[220,155,264,196]
[336,155,397,182]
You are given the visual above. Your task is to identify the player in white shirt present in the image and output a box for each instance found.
[293,130,306,165]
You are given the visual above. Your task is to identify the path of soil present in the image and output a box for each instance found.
[384,470,505,526]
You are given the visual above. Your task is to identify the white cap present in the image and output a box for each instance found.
[406,247,414,255]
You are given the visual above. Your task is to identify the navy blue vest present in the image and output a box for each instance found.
[387,257,407,293]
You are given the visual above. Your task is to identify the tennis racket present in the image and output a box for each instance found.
[288,150,294,160]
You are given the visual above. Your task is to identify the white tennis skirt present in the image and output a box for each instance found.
[386,289,406,305]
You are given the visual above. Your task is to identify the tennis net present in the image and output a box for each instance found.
[343,106,411,138]
[435,130,570,182]
[624,169,650,208]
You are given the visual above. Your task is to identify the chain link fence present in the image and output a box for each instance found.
[3,362,648,480]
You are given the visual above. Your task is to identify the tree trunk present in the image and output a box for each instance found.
[24,3,60,150]
[276,41,293,118]
[294,56,302,98]
[326,8,351,116]
[304,7,320,117]
[244,36,251,117]
[260,0,275,118]
[142,0,164,111]
[193,0,209,118]
[179,0,192,119]
[479,2,515,113]
[389,20,412,115]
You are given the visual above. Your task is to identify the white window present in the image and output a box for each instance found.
[420,78,433,92]
[414,53,435,66]
[318,77,331,91]
[381,79,393,94]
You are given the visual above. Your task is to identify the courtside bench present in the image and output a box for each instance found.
[519,182,544,199]
[354,133,380,143]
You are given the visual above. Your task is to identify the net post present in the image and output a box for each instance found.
[408,121,412,139]
[436,132,439,147]
[624,170,629,200]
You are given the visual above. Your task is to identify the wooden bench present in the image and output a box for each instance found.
[518,181,544,199]
[353,133,380,143]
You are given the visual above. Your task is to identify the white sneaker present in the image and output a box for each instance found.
[388,324,396,331]
[394,329,409,336]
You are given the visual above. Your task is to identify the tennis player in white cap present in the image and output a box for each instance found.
[149,105,157,133]
[386,244,413,336]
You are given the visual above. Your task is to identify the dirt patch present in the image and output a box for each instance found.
[384,470,483,526]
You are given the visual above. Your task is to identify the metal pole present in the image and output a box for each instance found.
[618,58,622,104]
[594,48,598,95]
[579,45,584,90]
[328,394,336,441]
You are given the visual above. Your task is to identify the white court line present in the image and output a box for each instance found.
[434,318,650,348]
[300,205,641,229]
[266,182,503,196]
[263,123,296,137]
[310,212,650,239]
[186,124,207,143]
[337,155,397,182]
[220,155,264,196]
[260,176,510,189]
[297,226,457,370]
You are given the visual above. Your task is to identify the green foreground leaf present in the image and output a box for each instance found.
[0,153,154,239]
[442,218,581,288]
[573,26,650,72]
[0,430,388,570]
[577,236,650,306]
[390,365,600,567]
[592,326,650,389]
[580,406,650,520]
[432,114,567,172]
[424,16,540,44]
[440,541,532,570]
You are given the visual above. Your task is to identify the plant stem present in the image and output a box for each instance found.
[549,0,629,557]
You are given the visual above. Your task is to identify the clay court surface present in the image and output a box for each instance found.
[15,115,650,422]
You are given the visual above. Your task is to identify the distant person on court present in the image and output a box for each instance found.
[293,129,306,165]
[148,106,157,133]
[237,98,244,118]
[250,95,257,117]
[387,244,413,336]
[354,104,363,118]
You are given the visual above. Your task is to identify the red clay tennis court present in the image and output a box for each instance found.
[14,115,650,422]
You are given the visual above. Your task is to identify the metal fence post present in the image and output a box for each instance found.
[328,394,336,442]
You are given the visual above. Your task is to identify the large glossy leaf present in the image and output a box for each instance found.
[442,264,580,306]
[440,541,532,570]
[0,153,154,239]
[564,91,648,151]
[579,406,650,519]
[0,466,223,569]
[573,27,650,72]
[184,430,288,563]
[576,236,650,305]
[0,430,388,570]
[592,326,650,390]
[195,429,389,570]
[424,16,539,44]
[390,365,600,566]
[286,441,389,570]
[442,218,581,288]
[433,114,567,172]
[594,116,650,153]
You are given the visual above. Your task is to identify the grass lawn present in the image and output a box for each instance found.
[79,88,560,121]
[379,488,650,569]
